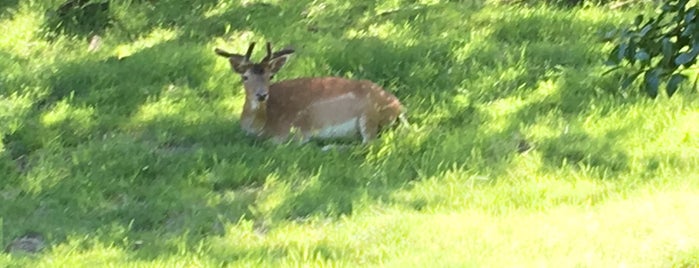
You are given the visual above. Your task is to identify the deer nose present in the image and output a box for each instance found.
[256,93,268,102]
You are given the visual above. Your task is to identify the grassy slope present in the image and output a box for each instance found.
[1,0,699,267]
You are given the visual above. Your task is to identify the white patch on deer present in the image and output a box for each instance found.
[305,92,361,139]
[249,100,259,110]
[315,117,360,139]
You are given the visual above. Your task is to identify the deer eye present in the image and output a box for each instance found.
[270,74,275,79]
[242,75,248,81]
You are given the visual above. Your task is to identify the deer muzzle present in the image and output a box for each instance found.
[255,88,268,102]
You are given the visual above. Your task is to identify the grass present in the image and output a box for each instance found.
[1,0,699,267]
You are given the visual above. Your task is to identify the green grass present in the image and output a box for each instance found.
[2,0,699,267]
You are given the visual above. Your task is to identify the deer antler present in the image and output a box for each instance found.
[272,47,295,58]
[261,42,274,62]
[214,42,286,62]
[213,48,235,58]
[261,42,295,63]
[244,42,256,62]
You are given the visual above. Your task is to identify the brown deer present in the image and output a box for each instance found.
[214,42,407,144]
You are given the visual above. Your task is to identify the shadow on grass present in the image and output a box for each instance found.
[2,37,228,149]
[42,0,220,40]
[0,0,19,16]
[43,0,304,41]
[44,0,111,39]
[488,66,635,177]
[537,126,631,174]
[459,7,620,102]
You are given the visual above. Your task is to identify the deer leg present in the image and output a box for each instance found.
[359,113,379,144]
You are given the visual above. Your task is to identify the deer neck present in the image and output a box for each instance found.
[240,99,268,136]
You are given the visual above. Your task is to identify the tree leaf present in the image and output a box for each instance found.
[617,43,629,62]
[685,8,697,25]
[626,42,638,64]
[639,24,653,37]
[644,69,660,98]
[635,50,650,61]
[609,2,698,99]
[606,45,621,65]
[682,22,695,37]
[620,28,632,39]
[662,38,673,60]
[678,0,690,10]
[666,73,688,97]
[675,46,699,65]
[674,53,691,65]
[635,50,650,62]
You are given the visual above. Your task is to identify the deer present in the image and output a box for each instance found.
[214,42,407,145]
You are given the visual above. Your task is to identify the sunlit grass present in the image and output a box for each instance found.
[0,4,47,58]
[13,185,698,267]
[114,28,180,59]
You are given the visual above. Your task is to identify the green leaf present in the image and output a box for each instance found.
[662,38,673,59]
[685,8,696,24]
[678,0,690,10]
[634,50,650,62]
[606,45,621,65]
[634,14,644,26]
[644,69,660,98]
[639,24,653,37]
[675,46,699,65]
[682,23,695,37]
[625,42,638,64]
[617,43,628,62]
[666,73,688,97]
[661,38,674,67]
[619,28,631,39]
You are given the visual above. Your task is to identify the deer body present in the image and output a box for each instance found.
[216,42,404,144]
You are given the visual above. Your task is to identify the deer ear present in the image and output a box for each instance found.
[227,55,250,74]
[215,48,249,74]
[268,53,293,74]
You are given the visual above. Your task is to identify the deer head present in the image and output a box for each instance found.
[214,42,295,103]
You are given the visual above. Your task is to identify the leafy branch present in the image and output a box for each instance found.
[606,0,698,98]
